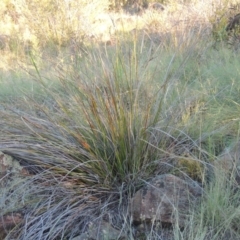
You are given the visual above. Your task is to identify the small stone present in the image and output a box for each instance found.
[149,3,165,11]
[130,174,203,228]
[215,141,240,185]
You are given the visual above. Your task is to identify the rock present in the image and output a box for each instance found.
[216,141,240,171]
[0,213,24,239]
[215,141,240,184]
[149,3,165,11]
[226,13,240,31]
[130,174,203,228]
[0,152,30,239]
[0,151,30,188]
[0,151,29,178]
[0,34,9,50]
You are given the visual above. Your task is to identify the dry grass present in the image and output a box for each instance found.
[0,0,238,70]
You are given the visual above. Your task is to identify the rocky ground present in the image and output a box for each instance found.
[1,139,240,239]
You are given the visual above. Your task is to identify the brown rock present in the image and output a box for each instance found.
[215,141,240,184]
[0,213,23,239]
[0,34,9,50]
[216,141,240,171]
[0,151,30,181]
[130,174,203,227]
[0,152,30,238]
[149,3,165,11]
[226,13,240,31]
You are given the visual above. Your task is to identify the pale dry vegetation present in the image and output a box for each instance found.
[0,0,235,69]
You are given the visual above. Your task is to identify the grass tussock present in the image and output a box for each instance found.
[0,35,211,238]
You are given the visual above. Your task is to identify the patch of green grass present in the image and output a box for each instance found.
[174,169,240,240]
